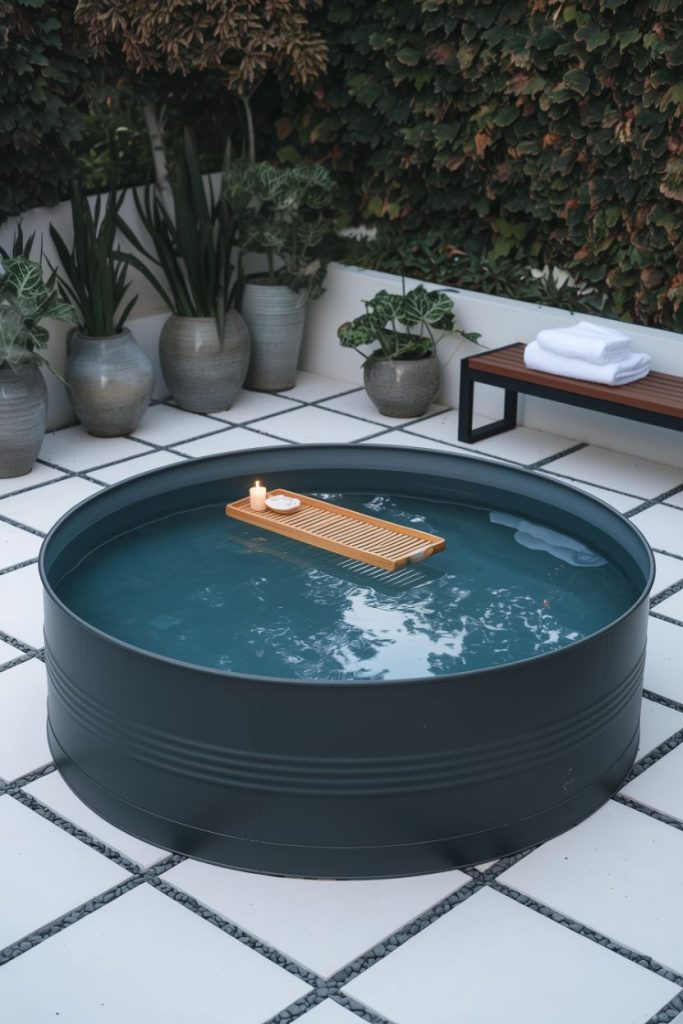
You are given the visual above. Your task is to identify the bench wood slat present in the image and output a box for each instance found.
[458,342,683,445]
[467,344,683,418]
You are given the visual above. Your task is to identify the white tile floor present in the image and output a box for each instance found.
[0,375,682,1024]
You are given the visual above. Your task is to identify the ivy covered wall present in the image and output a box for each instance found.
[0,1,91,222]
[294,0,683,329]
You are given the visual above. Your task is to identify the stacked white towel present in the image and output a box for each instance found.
[523,320,651,386]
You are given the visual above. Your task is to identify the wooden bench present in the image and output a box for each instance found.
[458,342,683,444]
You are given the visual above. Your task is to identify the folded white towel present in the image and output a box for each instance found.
[524,341,650,386]
[536,320,631,364]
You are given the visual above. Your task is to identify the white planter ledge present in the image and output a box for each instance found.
[301,263,683,469]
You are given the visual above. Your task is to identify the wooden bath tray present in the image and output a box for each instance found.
[225,489,445,571]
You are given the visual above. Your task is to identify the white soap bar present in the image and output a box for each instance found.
[265,495,301,513]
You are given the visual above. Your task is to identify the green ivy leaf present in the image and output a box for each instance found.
[395,47,421,66]
[575,24,611,51]
[563,68,591,95]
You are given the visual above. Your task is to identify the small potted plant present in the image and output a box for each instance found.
[337,285,473,418]
[119,130,249,413]
[0,254,73,477]
[50,179,154,436]
[224,162,334,392]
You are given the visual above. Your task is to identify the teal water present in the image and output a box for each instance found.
[56,492,638,681]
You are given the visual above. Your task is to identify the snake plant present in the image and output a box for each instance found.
[117,129,237,340]
[49,179,137,338]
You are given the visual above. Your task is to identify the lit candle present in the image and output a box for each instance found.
[249,480,267,511]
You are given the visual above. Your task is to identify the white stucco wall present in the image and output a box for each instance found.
[2,197,682,469]
[0,188,173,430]
[301,263,683,468]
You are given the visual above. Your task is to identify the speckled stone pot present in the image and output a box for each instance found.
[241,282,307,392]
[160,312,250,413]
[364,353,440,418]
[0,363,47,478]
[66,328,154,437]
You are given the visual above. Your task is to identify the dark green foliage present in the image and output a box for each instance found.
[76,69,264,192]
[0,223,37,260]
[340,230,609,316]
[118,131,237,334]
[224,163,336,296]
[294,0,683,329]
[338,284,476,364]
[0,1,90,222]
[49,180,137,337]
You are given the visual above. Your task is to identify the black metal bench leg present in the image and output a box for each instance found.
[458,366,475,443]
[458,365,519,445]
[503,388,518,431]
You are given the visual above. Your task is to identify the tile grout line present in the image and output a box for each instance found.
[490,878,683,987]
[0,852,185,967]
[643,689,683,714]
[0,557,38,579]
[0,512,45,539]
[644,988,683,1024]
[149,878,322,987]
[650,610,683,628]
[651,579,683,608]
[321,878,485,991]
[652,547,683,563]
[626,481,683,518]
[0,876,148,966]
[3,397,683,1004]
[7,788,143,875]
[526,441,588,470]
[261,878,487,1024]
[0,631,39,657]
[623,727,683,785]
[612,792,683,834]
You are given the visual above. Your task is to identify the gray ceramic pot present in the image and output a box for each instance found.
[160,312,250,413]
[0,363,48,478]
[67,328,154,437]
[241,281,307,392]
[364,353,440,418]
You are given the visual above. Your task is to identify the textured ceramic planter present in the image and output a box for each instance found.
[241,281,307,392]
[66,328,154,437]
[160,312,250,413]
[0,363,48,478]
[364,353,440,418]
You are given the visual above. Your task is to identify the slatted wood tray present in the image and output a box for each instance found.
[225,489,446,571]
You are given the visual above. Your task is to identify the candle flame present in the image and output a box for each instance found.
[255,480,260,487]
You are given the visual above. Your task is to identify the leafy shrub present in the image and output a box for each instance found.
[0,1,90,222]
[224,163,336,296]
[0,256,73,369]
[293,0,683,330]
[338,284,476,364]
[74,0,327,91]
[340,230,609,316]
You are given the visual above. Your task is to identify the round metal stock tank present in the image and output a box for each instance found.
[40,445,654,878]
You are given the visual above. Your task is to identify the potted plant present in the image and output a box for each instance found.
[338,285,474,418]
[119,130,249,413]
[0,255,73,477]
[224,162,334,392]
[49,179,154,436]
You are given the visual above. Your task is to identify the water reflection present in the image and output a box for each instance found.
[488,511,607,567]
[57,494,634,681]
